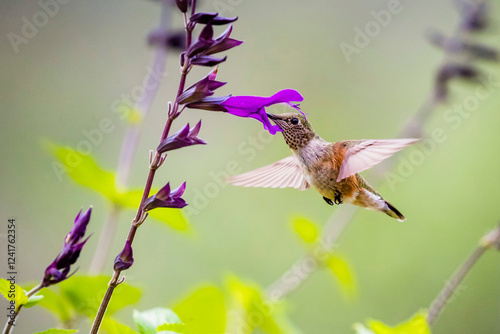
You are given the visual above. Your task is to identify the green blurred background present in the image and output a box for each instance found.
[1,0,500,333]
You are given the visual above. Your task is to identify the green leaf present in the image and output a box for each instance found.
[33,329,78,334]
[59,276,141,317]
[119,188,191,233]
[358,311,431,334]
[0,278,28,311]
[292,216,319,244]
[226,274,298,334]
[30,286,73,323]
[47,143,120,203]
[325,254,357,298]
[133,308,183,334]
[102,318,138,334]
[173,285,225,334]
[24,294,44,308]
[156,323,186,333]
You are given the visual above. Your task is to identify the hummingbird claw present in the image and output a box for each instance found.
[323,196,335,206]
[334,191,343,205]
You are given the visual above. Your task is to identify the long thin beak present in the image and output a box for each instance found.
[266,112,277,120]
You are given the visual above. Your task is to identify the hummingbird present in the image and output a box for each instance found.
[227,112,418,221]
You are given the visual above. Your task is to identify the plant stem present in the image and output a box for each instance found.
[2,284,42,334]
[89,2,196,332]
[427,224,500,325]
[88,0,172,274]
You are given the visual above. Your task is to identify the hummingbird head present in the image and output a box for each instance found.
[267,112,316,150]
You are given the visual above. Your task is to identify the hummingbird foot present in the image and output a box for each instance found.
[323,197,335,206]
[334,191,343,205]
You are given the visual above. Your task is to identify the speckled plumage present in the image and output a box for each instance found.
[227,112,418,221]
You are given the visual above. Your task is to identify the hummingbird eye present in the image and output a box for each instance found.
[290,118,299,125]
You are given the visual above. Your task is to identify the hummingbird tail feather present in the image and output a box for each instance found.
[383,200,406,222]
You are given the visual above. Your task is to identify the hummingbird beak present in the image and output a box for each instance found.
[266,112,277,120]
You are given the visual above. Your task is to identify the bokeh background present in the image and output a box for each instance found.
[1,0,500,333]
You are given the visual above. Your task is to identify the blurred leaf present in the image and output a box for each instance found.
[133,308,183,334]
[0,278,28,311]
[102,318,138,334]
[24,294,44,308]
[126,108,144,125]
[119,188,191,233]
[226,274,298,334]
[33,329,78,334]
[292,216,319,244]
[29,286,73,323]
[325,254,357,298]
[357,311,430,334]
[173,285,225,334]
[156,323,186,333]
[59,276,141,317]
[48,143,120,203]
[353,323,375,334]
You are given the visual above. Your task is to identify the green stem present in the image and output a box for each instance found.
[2,284,43,334]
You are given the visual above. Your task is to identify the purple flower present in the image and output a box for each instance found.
[177,67,226,105]
[188,89,304,135]
[187,23,242,62]
[190,12,238,25]
[42,207,92,287]
[143,182,187,211]
[114,241,134,271]
[157,121,206,153]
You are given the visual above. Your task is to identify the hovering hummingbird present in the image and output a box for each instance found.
[227,112,418,221]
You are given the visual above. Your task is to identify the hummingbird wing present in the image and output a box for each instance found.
[226,155,310,190]
[337,138,419,182]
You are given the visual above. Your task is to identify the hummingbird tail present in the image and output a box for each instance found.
[383,200,406,222]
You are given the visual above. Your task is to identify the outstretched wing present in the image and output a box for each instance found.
[337,138,419,182]
[227,155,310,190]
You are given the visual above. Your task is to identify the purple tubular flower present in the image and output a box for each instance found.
[177,67,226,104]
[114,241,134,271]
[157,121,207,153]
[42,207,92,287]
[188,89,304,135]
[143,182,188,211]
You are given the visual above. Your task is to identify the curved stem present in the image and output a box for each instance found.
[427,224,500,325]
[89,1,197,333]
[89,0,172,274]
[426,246,486,325]
[2,284,43,334]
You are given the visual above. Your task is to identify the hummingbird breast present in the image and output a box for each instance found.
[295,141,360,202]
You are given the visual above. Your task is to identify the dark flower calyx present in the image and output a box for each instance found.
[190,12,238,25]
[177,67,226,104]
[191,55,227,66]
[114,241,134,271]
[175,0,188,13]
[157,121,206,153]
[143,182,188,211]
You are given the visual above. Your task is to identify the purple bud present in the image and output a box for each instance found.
[143,182,188,211]
[177,68,226,104]
[114,241,134,271]
[190,12,238,25]
[191,55,227,66]
[189,12,218,24]
[42,207,92,287]
[175,0,188,13]
[157,121,207,153]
